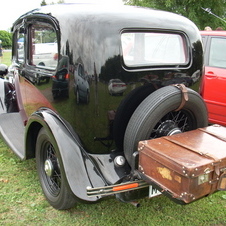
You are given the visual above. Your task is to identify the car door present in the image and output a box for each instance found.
[202,35,226,126]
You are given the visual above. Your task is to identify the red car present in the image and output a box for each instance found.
[200,31,226,126]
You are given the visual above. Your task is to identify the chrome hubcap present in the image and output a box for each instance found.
[157,120,182,137]
[44,159,54,177]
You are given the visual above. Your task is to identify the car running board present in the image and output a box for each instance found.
[0,112,25,159]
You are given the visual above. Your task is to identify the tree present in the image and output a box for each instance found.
[41,0,65,6]
[41,0,47,6]
[0,30,12,48]
[48,0,65,5]
[124,0,226,30]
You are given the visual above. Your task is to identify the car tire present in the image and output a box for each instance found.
[113,83,157,152]
[36,128,77,209]
[123,86,208,165]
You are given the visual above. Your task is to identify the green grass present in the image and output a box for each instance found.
[0,139,226,225]
[1,50,11,66]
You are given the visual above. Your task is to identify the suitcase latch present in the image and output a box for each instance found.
[198,174,209,185]
[218,171,226,191]
[198,168,211,185]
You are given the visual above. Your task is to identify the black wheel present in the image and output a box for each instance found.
[36,128,77,209]
[124,86,208,165]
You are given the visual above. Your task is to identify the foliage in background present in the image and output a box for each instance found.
[124,0,226,30]
[1,50,11,66]
[41,0,65,6]
[0,30,12,48]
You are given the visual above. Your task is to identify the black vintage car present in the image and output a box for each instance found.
[0,3,208,209]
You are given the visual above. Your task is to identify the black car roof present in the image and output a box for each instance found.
[13,3,198,39]
[12,3,202,75]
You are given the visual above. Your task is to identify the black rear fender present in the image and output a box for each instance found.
[25,109,105,202]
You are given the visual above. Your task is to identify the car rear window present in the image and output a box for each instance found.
[121,32,188,68]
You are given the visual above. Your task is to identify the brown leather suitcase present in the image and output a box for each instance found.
[138,124,226,204]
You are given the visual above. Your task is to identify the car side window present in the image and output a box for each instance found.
[209,37,226,68]
[28,24,58,69]
[16,31,25,63]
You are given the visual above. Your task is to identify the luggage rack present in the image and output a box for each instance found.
[88,125,226,205]
[87,180,149,197]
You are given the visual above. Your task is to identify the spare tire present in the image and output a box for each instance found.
[113,83,157,151]
[123,85,208,165]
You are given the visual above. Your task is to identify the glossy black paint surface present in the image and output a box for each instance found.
[12,4,203,154]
